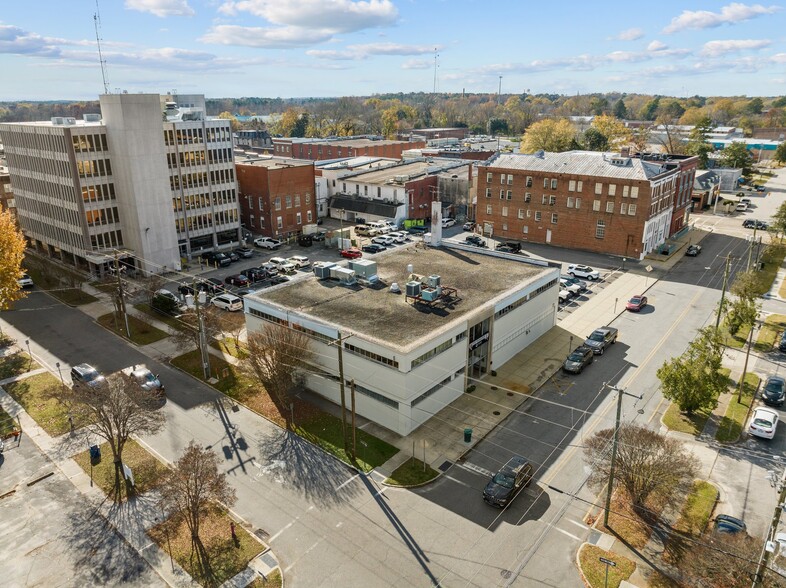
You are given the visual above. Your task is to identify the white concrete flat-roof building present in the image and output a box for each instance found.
[245,243,559,435]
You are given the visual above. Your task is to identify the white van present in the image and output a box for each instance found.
[368,221,390,234]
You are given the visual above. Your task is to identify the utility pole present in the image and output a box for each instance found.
[752,468,786,586]
[351,379,357,461]
[715,254,732,331]
[498,76,502,105]
[603,383,643,528]
[738,319,757,403]
[194,281,210,379]
[114,253,131,338]
[747,225,758,271]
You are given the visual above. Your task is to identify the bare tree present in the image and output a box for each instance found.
[170,306,221,352]
[679,532,764,588]
[242,322,314,426]
[584,424,698,517]
[158,441,236,584]
[65,373,166,502]
[215,311,246,354]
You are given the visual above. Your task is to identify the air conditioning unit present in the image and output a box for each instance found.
[394,175,409,183]
[406,281,422,297]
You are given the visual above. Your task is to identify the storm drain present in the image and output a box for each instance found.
[438,460,452,472]
[500,570,512,579]
[254,529,270,540]
[493,411,501,416]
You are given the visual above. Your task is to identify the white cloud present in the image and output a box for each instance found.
[218,0,397,33]
[124,0,195,18]
[663,3,780,33]
[606,51,650,63]
[616,28,644,41]
[201,25,333,48]
[772,53,786,63]
[401,59,430,70]
[0,25,61,57]
[647,40,668,52]
[306,43,439,60]
[306,49,357,60]
[700,38,771,56]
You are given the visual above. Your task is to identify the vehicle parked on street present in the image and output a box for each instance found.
[269,275,291,285]
[368,221,391,234]
[685,245,702,257]
[465,235,487,248]
[241,267,269,283]
[362,244,385,254]
[259,262,279,276]
[463,221,475,231]
[268,256,289,267]
[226,250,240,263]
[17,273,34,289]
[224,274,250,287]
[560,278,582,296]
[562,346,594,374]
[567,264,600,280]
[762,376,786,406]
[387,232,408,243]
[442,218,456,228]
[742,219,768,229]
[736,202,749,212]
[749,407,778,439]
[560,275,587,291]
[152,289,186,314]
[312,230,327,242]
[340,248,363,259]
[233,247,253,258]
[202,278,225,294]
[120,365,164,396]
[756,185,766,192]
[713,514,747,534]
[254,236,282,249]
[482,456,532,508]
[626,294,648,312]
[211,293,243,312]
[71,363,106,389]
[584,327,618,355]
[201,251,231,267]
[287,255,311,269]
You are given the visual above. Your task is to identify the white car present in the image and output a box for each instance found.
[254,236,282,249]
[749,407,779,439]
[560,278,582,296]
[17,273,34,289]
[735,202,749,212]
[567,264,600,281]
[372,236,394,246]
[387,232,408,243]
[558,288,571,303]
[268,256,288,267]
[211,293,243,312]
[287,255,311,269]
[442,218,456,228]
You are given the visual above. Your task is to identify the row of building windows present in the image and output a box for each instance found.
[85,206,119,227]
[175,209,239,234]
[172,189,236,211]
[24,216,84,251]
[412,337,456,368]
[168,151,206,168]
[77,158,113,179]
[208,148,233,165]
[412,375,453,406]
[486,201,637,220]
[89,229,123,250]
[210,168,235,185]
[273,193,312,211]
[71,133,108,153]
[164,125,233,148]
[352,381,399,409]
[0,129,67,155]
[81,183,116,203]
[344,342,399,369]
[247,308,339,347]
[486,184,641,202]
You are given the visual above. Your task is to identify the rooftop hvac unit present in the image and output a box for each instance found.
[51,117,64,125]
[83,114,101,122]
[394,175,409,183]
[349,259,377,279]
[420,286,442,302]
[331,267,356,285]
[406,281,422,297]
[426,275,441,288]
[64,117,76,125]
[313,261,336,279]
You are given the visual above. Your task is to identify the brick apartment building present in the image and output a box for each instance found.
[634,152,698,236]
[236,156,317,239]
[272,136,425,161]
[476,151,680,259]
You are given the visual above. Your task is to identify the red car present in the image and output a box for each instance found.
[626,294,648,312]
[340,248,363,259]
[224,274,250,287]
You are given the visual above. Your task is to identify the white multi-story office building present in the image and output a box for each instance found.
[0,93,240,275]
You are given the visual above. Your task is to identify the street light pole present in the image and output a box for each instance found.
[25,338,31,370]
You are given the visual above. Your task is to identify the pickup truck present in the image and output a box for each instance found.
[583,326,618,355]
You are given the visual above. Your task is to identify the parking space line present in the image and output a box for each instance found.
[444,475,474,489]
[456,461,494,478]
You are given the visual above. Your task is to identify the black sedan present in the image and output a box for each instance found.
[762,376,786,406]
[224,274,250,287]
[562,345,594,374]
[685,244,702,256]
[362,244,386,254]
[242,267,269,283]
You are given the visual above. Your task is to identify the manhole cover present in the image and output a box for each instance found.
[500,570,512,579]
[493,411,500,416]
[254,529,270,540]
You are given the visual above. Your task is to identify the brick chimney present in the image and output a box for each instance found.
[620,146,630,157]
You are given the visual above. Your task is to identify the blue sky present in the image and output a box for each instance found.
[1,1,785,101]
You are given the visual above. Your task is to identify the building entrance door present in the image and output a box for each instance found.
[467,318,491,379]
[546,229,552,244]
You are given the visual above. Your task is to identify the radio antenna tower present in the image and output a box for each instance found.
[94,0,110,93]
[432,48,439,94]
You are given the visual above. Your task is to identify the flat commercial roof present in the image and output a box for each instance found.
[236,156,313,169]
[253,245,550,351]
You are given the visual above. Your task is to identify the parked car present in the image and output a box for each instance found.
[202,278,226,294]
[371,236,394,247]
[560,278,582,296]
[254,236,282,249]
[240,267,267,283]
[17,273,34,289]
[779,330,786,352]
[442,218,456,228]
[312,231,327,242]
[201,251,231,267]
[259,262,279,276]
[120,365,165,396]
[211,293,243,312]
[463,221,475,231]
[749,407,779,439]
[567,264,600,280]
[626,294,648,312]
[713,514,747,534]
[560,275,587,291]
[756,185,766,192]
[563,346,594,374]
[465,235,487,248]
[584,326,618,355]
[268,256,289,267]
[558,288,571,303]
[233,247,253,259]
[269,275,291,285]
[482,456,532,508]
[387,232,408,243]
[762,376,786,406]
[71,363,106,389]
[355,225,378,237]
[297,234,313,247]
[224,274,250,287]
[226,250,240,263]
[287,255,311,269]
[736,202,749,212]
[362,244,386,254]
[340,248,363,259]
[178,281,218,297]
[496,242,522,254]
[685,245,702,257]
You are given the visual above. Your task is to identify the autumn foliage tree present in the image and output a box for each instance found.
[520,118,577,153]
[0,209,27,310]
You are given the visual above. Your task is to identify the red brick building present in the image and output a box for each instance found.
[272,137,426,161]
[476,151,680,259]
[634,152,698,236]
[236,157,317,239]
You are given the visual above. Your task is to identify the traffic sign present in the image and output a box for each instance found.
[599,557,617,567]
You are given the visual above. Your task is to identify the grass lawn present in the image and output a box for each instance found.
[134,303,184,330]
[0,404,18,437]
[91,281,118,294]
[756,314,786,352]
[210,338,249,360]
[0,351,42,380]
[248,570,282,588]
[672,481,718,536]
[72,438,169,500]
[385,457,439,486]
[607,492,665,549]
[24,260,98,307]
[578,544,636,588]
[720,321,751,349]
[171,349,257,402]
[662,403,714,436]
[97,312,169,346]
[295,411,399,472]
[1,372,84,436]
[148,504,264,588]
[715,372,759,443]
[753,244,786,296]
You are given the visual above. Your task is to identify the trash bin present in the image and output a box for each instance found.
[464,428,472,443]
[89,444,101,461]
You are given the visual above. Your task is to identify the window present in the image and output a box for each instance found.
[606,201,614,213]
[569,180,576,192]
[628,204,637,215]
[620,203,627,215]
[258,197,263,210]
[307,210,313,222]
[567,197,574,208]
[593,200,601,211]
[551,213,558,224]
[486,188,492,198]
[486,172,493,183]
[595,182,603,195]
[502,223,508,231]
[525,193,531,203]
[577,180,583,192]
[364,186,368,196]
[543,178,549,188]
[295,195,301,207]
[608,184,616,196]
[277,216,283,229]
[507,190,512,200]
[534,211,542,221]
[518,208,524,218]
[526,176,533,187]
[500,189,505,199]
[549,196,556,206]
[296,212,302,225]
[522,225,529,234]
[507,174,513,185]
[502,206,508,217]
[575,197,581,209]
[623,185,629,198]
[541,194,548,205]
[285,195,292,208]
[631,186,639,198]
[551,179,558,189]
[527,210,532,218]
[275,197,281,211]
[486,204,493,214]
[596,220,606,239]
